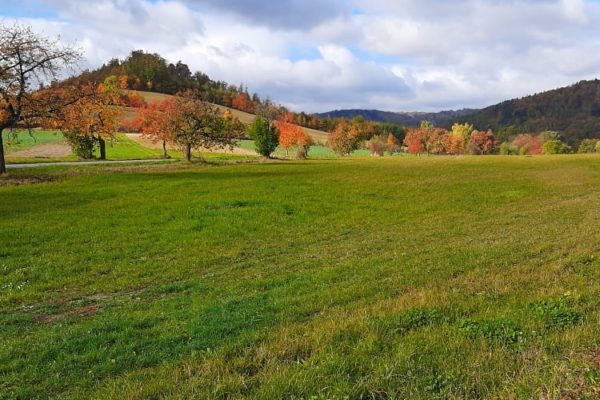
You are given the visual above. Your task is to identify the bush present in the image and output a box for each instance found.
[64,132,96,159]
[543,140,572,154]
[499,142,518,155]
[577,139,598,153]
[247,116,279,157]
[367,135,386,156]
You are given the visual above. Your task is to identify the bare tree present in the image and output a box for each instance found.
[0,24,81,173]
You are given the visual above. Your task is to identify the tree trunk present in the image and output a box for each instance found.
[285,148,289,158]
[98,137,106,160]
[185,143,192,161]
[162,140,168,158]
[0,129,6,174]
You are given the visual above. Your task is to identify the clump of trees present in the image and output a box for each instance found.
[401,122,498,156]
[327,117,405,156]
[497,131,572,155]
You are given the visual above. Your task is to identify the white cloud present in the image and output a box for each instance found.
[4,0,600,113]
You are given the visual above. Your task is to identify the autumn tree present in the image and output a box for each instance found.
[425,128,450,155]
[449,123,473,155]
[403,128,425,155]
[277,115,307,157]
[512,134,543,155]
[222,109,246,139]
[232,92,253,113]
[167,92,236,161]
[0,24,81,173]
[386,133,400,154]
[329,120,359,156]
[129,98,175,157]
[468,130,497,155]
[58,83,122,159]
[367,135,386,156]
[296,130,312,159]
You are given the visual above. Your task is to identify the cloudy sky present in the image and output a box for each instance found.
[2,0,600,112]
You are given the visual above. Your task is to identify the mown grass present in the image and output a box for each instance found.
[0,156,599,399]
[237,139,372,158]
[2,130,65,151]
[5,133,254,164]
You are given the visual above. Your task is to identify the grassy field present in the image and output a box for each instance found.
[236,139,371,158]
[3,130,65,151]
[4,133,255,164]
[1,156,599,399]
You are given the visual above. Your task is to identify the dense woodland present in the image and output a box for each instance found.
[454,80,600,145]
[317,108,477,128]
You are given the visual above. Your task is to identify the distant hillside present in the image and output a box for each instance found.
[453,79,600,144]
[316,109,477,127]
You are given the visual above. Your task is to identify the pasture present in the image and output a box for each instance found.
[0,156,599,399]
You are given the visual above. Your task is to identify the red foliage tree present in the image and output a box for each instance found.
[512,134,543,155]
[404,128,425,154]
[469,130,497,154]
[232,92,254,113]
[129,98,175,157]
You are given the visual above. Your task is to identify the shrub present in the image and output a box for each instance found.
[577,139,598,153]
[247,116,279,157]
[367,135,386,156]
[64,132,96,159]
[499,142,518,155]
[543,140,572,154]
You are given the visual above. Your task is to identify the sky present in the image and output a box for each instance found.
[2,0,600,113]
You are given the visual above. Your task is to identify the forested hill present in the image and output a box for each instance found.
[453,79,600,144]
[316,109,477,127]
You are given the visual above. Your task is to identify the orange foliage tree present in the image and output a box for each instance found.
[164,91,239,161]
[404,128,425,155]
[276,115,310,157]
[129,98,175,157]
[232,92,254,113]
[328,120,360,156]
[386,133,400,154]
[58,83,122,159]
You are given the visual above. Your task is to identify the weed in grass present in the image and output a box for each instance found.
[458,318,524,346]
[529,293,583,331]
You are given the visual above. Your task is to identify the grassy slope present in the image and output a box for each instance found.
[135,91,330,145]
[2,130,65,152]
[1,156,599,399]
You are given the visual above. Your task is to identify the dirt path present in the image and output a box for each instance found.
[125,134,257,156]
[7,143,72,158]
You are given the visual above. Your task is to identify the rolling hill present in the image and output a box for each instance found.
[452,79,600,144]
[316,108,477,127]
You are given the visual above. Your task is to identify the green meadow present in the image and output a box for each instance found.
[1,156,599,399]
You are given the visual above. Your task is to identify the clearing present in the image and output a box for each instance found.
[0,156,598,399]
